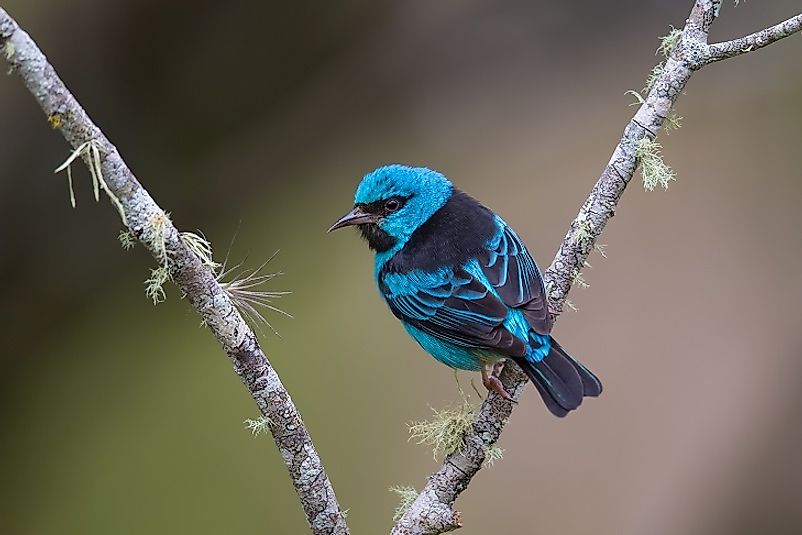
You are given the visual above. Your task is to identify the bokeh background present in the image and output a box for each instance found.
[2,1,801,533]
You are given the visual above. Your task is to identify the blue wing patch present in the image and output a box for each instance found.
[380,267,527,357]
[481,218,552,334]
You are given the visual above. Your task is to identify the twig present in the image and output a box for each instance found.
[702,13,802,65]
[0,8,348,535]
[391,2,802,533]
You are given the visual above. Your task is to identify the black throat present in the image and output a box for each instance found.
[358,223,397,253]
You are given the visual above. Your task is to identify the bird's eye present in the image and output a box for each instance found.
[385,198,401,212]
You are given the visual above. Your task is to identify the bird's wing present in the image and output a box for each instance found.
[479,221,553,334]
[380,267,527,357]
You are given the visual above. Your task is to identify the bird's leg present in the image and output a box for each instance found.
[481,362,515,402]
[491,359,506,378]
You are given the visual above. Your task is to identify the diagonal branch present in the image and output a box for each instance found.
[702,12,802,64]
[0,8,349,535]
[392,1,802,533]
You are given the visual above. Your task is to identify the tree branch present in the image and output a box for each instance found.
[703,12,802,64]
[0,8,349,535]
[392,2,802,533]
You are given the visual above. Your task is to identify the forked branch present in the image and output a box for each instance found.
[391,2,802,533]
[2,2,799,534]
[703,12,802,64]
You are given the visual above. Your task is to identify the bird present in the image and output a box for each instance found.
[328,164,601,416]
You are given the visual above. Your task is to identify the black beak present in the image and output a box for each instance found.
[327,206,378,232]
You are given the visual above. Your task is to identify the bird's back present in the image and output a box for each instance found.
[380,189,497,275]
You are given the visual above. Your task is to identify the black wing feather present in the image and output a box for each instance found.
[480,223,552,334]
[381,267,527,357]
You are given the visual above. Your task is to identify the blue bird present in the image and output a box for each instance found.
[328,164,601,416]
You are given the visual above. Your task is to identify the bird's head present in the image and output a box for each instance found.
[328,164,453,253]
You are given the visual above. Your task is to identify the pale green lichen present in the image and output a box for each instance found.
[657,27,683,58]
[3,41,14,61]
[244,415,272,436]
[625,89,646,107]
[572,211,593,245]
[148,211,171,266]
[181,231,221,273]
[118,229,136,250]
[483,445,505,467]
[138,212,175,304]
[564,299,578,312]
[644,62,664,93]
[636,137,676,191]
[573,270,590,289]
[66,165,76,208]
[408,398,475,460]
[594,243,608,258]
[144,265,170,305]
[665,112,683,131]
[218,252,291,335]
[53,140,127,225]
[389,486,418,521]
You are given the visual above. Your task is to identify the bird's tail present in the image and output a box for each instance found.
[512,337,602,417]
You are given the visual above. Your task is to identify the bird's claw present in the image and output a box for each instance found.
[491,359,506,378]
[482,363,516,402]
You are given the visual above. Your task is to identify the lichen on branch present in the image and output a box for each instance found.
[0,8,348,534]
[391,3,802,534]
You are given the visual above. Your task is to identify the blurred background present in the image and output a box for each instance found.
[1,1,801,533]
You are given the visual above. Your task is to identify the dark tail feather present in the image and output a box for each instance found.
[512,337,602,418]
[551,337,602,398]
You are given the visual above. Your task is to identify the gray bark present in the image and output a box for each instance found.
[0,8,348,535]
[703,12,802,64]
[391,2,802,533]
[2,2,800,534]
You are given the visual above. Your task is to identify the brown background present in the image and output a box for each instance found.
[1,1,801,533]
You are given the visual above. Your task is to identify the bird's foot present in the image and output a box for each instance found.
[482,363,515,402]
[491,359,506,378]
